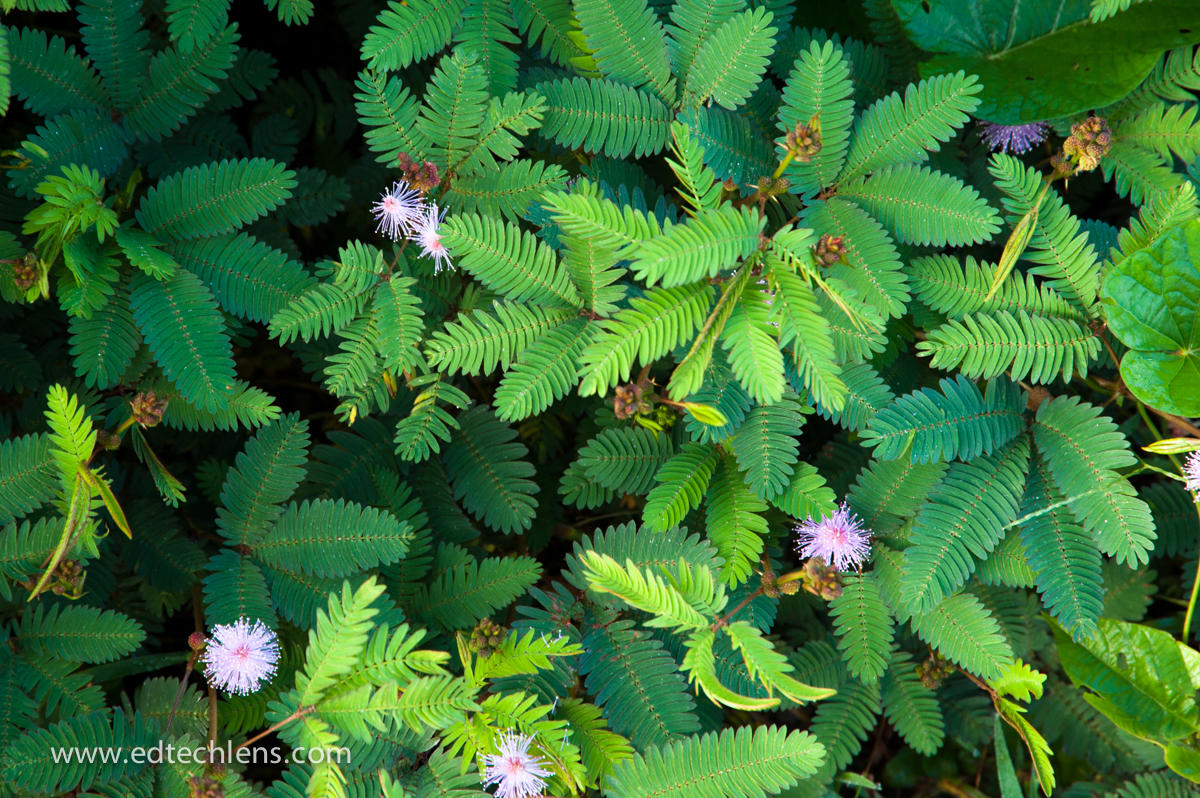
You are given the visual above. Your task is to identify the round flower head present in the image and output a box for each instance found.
[1185,450,1200,501]
[978,121,1051,154]
[372,180,425,241]
[795,502,872,572]
[414,202,453,273]
[200,617,280,696]
[481,731,552,798]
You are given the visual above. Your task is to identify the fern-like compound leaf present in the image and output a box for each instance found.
[17,604,144,664]
[1020,455,1104,637]
[726,396,804,501]
[578,282,714,397]
[415,50,489,171]
[644,442,719,533]
[425,302,576,376]
[910,254,1083,321]
[124,24,238,140]
[901,437,1030,613]
[911,592,1014,681]
[989,154,1101,310]
[441,213,581,308]
[918,309,1100,385]
[861,375,1025,463]
[604,724,825,798]
[579,620,700,748]
[575,0,675,101]
[129,270,236,411]
[802,198,908,320]
[777,40,855,193]
[296,577,386,705]
[408,551,541,629]
[705,453,770,586]
[442,406,538,534]
[216,413,309,546]
[255,499,410,577]
[494,318,595,422]
[1033,396,1155,566]
[665,0,743,90]
[577,426,674,495]
[538,78,672,159]
[631,205,764,287]
[837,164,1001,246]
[681,6,777,110]
[840,70,981,183]
[361,0,463,71]
[829,573,893,683]
[137,158,297,241]
[881,649,944,756]
[78,0,149,112]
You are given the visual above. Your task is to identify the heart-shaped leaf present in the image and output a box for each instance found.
[1102,219,1200,417]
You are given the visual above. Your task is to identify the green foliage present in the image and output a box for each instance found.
[129,269,236,411]
[901,437,1030,612]
[605,725,825,798]
[1033,396,1155,566]
[4,1,1199,795]
[861,375,1025,463]
[829,573,893,682]
[1102,218,1200,416]
[1052,618,1200,781]
[443,406,538,534]
[911,593,1015,681]
[538,78,673,159]
[899,0,1200,123]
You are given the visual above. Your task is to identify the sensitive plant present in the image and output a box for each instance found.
[1,1,1200,797]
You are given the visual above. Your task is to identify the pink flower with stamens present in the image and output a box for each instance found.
[372,180,425,241]
[200,617,280,696]
[795,502,872,572]
[414,202,453,273]
[1185,451,1200,501]
[481,731,552,798]
[978,121,1051,154]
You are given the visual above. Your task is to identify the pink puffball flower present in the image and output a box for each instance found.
[1185,451,1200,501]
[200,617,280,696]
[481,731,552,798]
[372,180,425,241]
[795,502,872,572]
[978,121,1051,154]
[414,202,453,273]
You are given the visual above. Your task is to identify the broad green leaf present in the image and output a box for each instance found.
[1051,617,1200,746]
[896,0,1200,123]
[1101,218,1200,416]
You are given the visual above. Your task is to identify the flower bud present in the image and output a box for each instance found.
[785,114,822,163]
[469,617,507,658]
[1061,115,1111,173]
[130,390,169,428]
[396,153,441,192]
[813,234,846,267]
[10,254,39,291]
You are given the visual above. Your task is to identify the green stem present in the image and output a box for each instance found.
[1133,400,1200,643]
[1183,503,1200,644]
[1134,400,1183,472]
[771,151,795,181]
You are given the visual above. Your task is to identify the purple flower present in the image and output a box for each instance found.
[978,121,1051,155]
[414,202,453,273]
[372,179,425,241]
[795,502,872,572]
[1185,451,1200,501]
[200,617,280,696]
[481,731,552,798]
